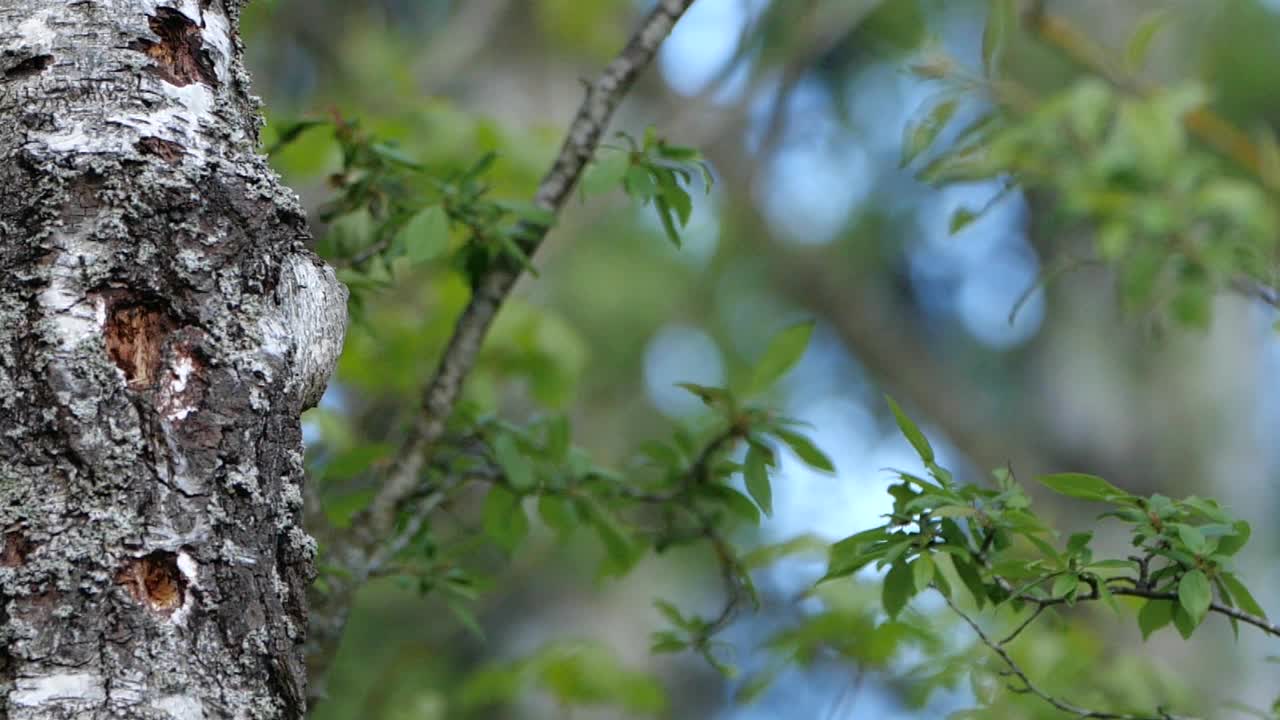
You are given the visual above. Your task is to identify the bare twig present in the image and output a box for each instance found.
[942,593,1195,720]
[997,602,1046,646]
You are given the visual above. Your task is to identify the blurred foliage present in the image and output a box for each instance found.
[243,0,1280,718]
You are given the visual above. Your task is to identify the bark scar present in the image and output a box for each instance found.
[103,299,176,389]
[136,136,185,164]
[1,530,33,567]
[116,551,187,615]
[128,8,217,87]
[2,54,54,82]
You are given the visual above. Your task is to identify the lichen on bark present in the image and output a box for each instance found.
[0,1,346,717]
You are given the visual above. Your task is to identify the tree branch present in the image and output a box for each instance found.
[305,0,698,702]
[366,0,697,542]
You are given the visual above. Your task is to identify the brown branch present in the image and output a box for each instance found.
[304,0,698,702]
[1108,586,1280,639]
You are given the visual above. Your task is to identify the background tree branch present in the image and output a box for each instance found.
[305,0,699,702]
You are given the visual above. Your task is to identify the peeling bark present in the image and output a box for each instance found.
[0,1,346,718]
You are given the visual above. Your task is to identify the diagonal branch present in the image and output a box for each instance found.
[305,0,698,702]
[365,0,697,542]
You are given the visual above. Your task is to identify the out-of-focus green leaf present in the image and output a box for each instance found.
[748,321,815,395]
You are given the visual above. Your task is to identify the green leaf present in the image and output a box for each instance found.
[1214,520,1252,557]
[748,321,815,395]
[703,485,761,525]
[883,561,918,618]
[483,486,528,553]
[584,502,640,576]
[495,200,556,227]
[537,495,576,534]
[624,165,656,198]
[771,428,835,473]
[950,555,989,609]
[1125,10,1170,72]
[447,599,487,641]
[1172,603,1197,639]
[653,599,687,629]
[582,151,631,195]
[1176,524,1207,555]
[983,0,1016,77]
[658,172,693,226]
[912,554,935,591]
[263,119,327,156]
[1051,574,1079,600]
[653,196,683,247]
[675,382,733,409]
[824,528,890,580]
[396,206,450,263]
[1066,532,1093,556]
[744,443,772,516]
[1178,569,1212,628]
[1220,572,1266,619]
[932,505,977,518]
[493,434,534,491]
[1035,473,1130,503]
[1095,578,1120,614]
[741,534,826,570]
[649,631,687,654]
[901,98,958,168]
[948,207,978,235]
[885,396,934,463]
[544,415,571,464]
[1138,598,1174,640]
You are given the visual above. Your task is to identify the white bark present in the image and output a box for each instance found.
[0,1,346,717]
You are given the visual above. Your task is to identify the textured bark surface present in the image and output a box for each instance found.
[0,1,346,718]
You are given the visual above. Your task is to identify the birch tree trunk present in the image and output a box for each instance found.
[0,1,346,717]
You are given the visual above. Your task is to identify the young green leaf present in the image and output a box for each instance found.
[493,434,534,491]
[883,560,918,618]
[748,321,815,395]
[1178,569,1212,628]
[771,428,835,473]
[624,165,657,198]
[1172,603,1197,640]
[912,553,935,591]
[983,0,1016,77]
[483,486,528,553]
[885,396,934,463]
[537,495,576,534]
[949,207,978,235]
[1220,572,1266,619]
[1125,10,1170,72]
[1036,473,1130,503]
[901,98,958,168]
[1137,598,1174,640]
[396,206,450,263]
[1176,524,1207,555]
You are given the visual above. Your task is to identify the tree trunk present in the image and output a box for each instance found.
[0,1,346,717]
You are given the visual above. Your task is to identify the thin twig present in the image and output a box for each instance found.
[997,602,1046,646]
[942,594,1195,720]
